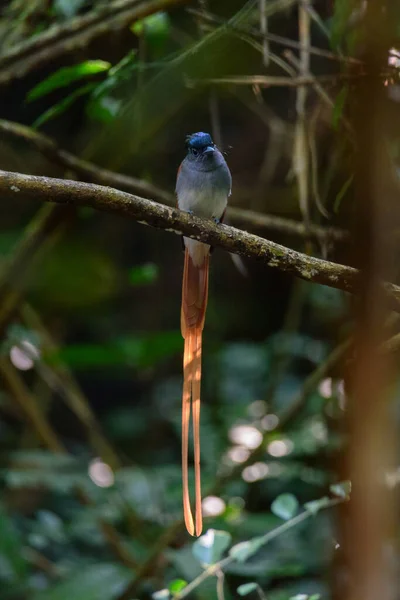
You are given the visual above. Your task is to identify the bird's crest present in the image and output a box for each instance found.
[186,132,213,150]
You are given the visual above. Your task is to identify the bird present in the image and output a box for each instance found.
[176,132,232,536]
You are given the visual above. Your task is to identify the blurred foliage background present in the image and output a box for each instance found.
[0,0,399,599]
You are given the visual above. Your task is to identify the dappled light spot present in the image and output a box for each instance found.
[389,48,400,68]
[242,462,269,482]
[261,414,279,431]
[267,439,293,457]
[319,378,332,398]
[202,495,226,517]
[229,425,262,449]
[310,419,327,442]
[10,341,40,371]
[337,380,346,410]
[89,458,114,487]
[385,468,400,489]
[247,400,267,418]
[228,446,250,464]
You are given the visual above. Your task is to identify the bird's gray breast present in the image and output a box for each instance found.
[176,160,231,220]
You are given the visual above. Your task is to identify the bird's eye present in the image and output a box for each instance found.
[191,148,199,156]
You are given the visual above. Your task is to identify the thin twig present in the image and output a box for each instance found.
[21,304,123,472]
[284,50,354,135]
[187,7,362,64]
[189,74,347,87]
[174,499,345,599]
[0,358,65,453]
[0,119,172,204]
[259,0,269,67]
[216,568,226,600]
[294,0,311,226]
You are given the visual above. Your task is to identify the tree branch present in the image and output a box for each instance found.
[0,119,173,204]
[0,119,348,243]
[1,169,398,306]
[189,74,350,87]
[0,0,189,85]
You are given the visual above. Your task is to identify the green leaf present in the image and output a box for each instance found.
[332,86,348,130]
[0,503,28,583]
[6,323,40,348]
[54,0,87,18]
[108,51,137,79]
[129,263,159,286]
[33,563,132,600]
[36,510,66,543]
[271,494,299,521]
[192,529,231,565]
[229,537,264,563]
[330,480,351,499]
[87,95,121,123]
[86,51,136,123]
[131,12,169,38]
[330,0,354,49]
[32,83,96,128]
[27,60,110,102]
[168,579,187,595]
[333,175,353,213]
[237,582,259,596]
[304,496,332,515]
[56,331,181,370]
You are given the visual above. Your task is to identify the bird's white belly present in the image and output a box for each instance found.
[178,188,227,267]
[178,186,227,220]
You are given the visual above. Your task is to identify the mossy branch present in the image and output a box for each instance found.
[1,168,399,307]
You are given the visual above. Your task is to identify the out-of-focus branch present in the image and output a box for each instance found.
[294,0,311,227]
[0,203,74,333]
[188,74,346,86]
[0,120,173,204]
[21,304,123,472]
[187,7,362,64]
[1,169,398,306]
[0,357,139,569]
[342,2,398,598]
[0,0,190,85]
[0,119,348,243]
[0,358,65,452]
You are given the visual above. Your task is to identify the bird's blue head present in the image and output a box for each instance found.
[185,132,215,158]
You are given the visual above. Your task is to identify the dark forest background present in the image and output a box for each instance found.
[0,1,400,599]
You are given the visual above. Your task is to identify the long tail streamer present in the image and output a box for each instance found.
[181,248,209,536]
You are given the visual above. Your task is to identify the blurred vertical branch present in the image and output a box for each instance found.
[0,358,65,453]
[339,2,398,600]
[0,357,139,568]
[21,304,123,472]
[0,204,74,334]
[294,0,311,228]
[259,0,269,67]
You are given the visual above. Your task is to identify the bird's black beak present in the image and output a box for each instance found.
[203,145,215,155]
